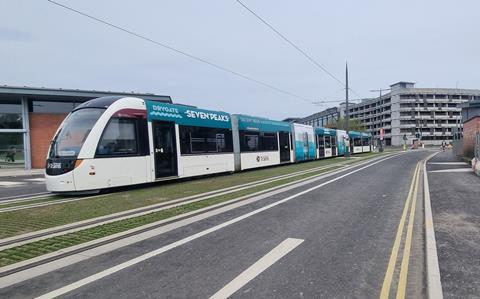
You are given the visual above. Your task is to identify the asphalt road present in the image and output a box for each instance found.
[0,175,48,201]
[427,150,480,298]
[0,150,432,298]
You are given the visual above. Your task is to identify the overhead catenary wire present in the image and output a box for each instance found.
[234,0,362,99]
[46,0,314,104]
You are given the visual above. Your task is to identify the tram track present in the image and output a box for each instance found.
[0,161,349,249]
[0,155,375,213]
[0,153,396,253]
[0,192,52,204]
[0,152,403,287]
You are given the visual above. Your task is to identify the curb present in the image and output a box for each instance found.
[423,152,444,299]
[0,169,44,178]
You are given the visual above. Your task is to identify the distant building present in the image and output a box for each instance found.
[282,117,302,123]
[298,81,480,146]
[0,85,171,169]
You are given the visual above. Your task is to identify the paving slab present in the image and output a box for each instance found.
[427,150,480,298]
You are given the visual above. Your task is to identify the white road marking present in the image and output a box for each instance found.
[209,238,304,299]
[424,153,444,299]
[429,168,472,173]
[25,178,45,182]
[0,181,24,187]
[428,162,467,165]
[34,154,395,299]
[0,154,401,288]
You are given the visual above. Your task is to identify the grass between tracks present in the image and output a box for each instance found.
[0,152,388,241]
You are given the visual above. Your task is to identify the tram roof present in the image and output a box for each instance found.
[314,127,336,136]
[348,131,363,138]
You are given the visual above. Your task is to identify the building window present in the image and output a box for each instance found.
[0,133,24,168]
[179,126,233,155]
[0,99,22,129]
[29,100,80,114]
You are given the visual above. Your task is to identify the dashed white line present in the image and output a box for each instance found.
[25,178,45,182]
[428,162,467,165]
[0,181,24,187]
[209,238,304,299]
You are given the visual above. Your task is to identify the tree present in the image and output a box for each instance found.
[324,117,366,132]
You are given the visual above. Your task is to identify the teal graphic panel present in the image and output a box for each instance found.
[235,114,291,133]
[337,130,348,155]
[315,127,336,137]
[146,100,231,129]
[295,141,316,161]
[348,131,362,138]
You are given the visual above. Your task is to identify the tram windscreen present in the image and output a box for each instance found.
[49,108,105,158]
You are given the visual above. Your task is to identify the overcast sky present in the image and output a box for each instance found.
[1,0,479,119]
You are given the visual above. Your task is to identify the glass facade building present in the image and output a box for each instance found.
[0,86,171,169]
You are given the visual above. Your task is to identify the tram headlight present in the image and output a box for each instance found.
[74,159,83,169]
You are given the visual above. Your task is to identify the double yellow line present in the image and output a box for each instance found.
[380,160,422,299]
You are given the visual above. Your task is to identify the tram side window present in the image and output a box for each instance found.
[363,138,370,146]
[240,131,278,152]
[354,138,363,146]
[331,137,337,146]
[324,136,331,147]
[318,135,325,148]
[179,126,233,155]
[262,132,278,151]
[96,118,138,156]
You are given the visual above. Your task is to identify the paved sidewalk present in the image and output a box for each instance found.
[426,150,480,298]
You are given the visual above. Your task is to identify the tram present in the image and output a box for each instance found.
[45,96,371,193]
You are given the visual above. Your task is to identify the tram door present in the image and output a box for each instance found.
[278,132,291,163]
[152,121,178,178]
[303,132,310,159]
[331,136,338,156]
[318,135,325,158]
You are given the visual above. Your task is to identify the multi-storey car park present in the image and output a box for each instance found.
[297,81,480,146]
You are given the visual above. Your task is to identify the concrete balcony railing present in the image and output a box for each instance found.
[400,124,416,128]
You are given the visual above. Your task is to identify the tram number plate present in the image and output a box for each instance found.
[47,162,62,169]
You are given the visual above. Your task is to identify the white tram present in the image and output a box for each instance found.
[45,96,371,193]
